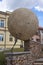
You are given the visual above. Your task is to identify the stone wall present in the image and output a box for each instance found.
[5,51,34,65]
[5,52,43,65]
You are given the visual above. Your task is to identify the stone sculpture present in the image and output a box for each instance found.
[8,8,41,65]
[8,8,38,41]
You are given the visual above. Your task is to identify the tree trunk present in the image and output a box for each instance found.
[24,40,30,51]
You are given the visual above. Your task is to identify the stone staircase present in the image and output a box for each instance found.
[34,52,43,65]
[34,58,43,65]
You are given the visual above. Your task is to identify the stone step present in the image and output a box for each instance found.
[34,63,43,65]
[34,58,43,65]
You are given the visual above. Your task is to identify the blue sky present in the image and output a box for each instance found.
[0,0,43,27]
[32,8,43,27]
[0,0,2,1]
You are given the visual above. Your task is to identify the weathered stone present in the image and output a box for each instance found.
[5,52,43,65]
[24,40,41,59]
[30,41,41,59]
[5,52,33,65]
[24,40,30,51]
[7,8,41,65]
[8,8,38,40]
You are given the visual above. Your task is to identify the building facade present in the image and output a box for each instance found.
[0,11,24,49]
[39,27,43,44]
[38,27,43,51]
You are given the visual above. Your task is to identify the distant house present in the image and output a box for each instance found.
[32,35,40,42]
[31,27,43,43]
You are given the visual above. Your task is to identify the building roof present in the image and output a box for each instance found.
[0,11,11,15]
[38,27,43,30]
[32,35,40,39]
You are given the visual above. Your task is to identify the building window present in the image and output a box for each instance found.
[0,34,4,41]
[9,34,13,41]
[0,20,4,27]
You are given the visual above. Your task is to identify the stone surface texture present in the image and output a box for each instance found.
[7,8,41,65]
[5,41,41,65]
[5,52,43,65]
[5,52,34,65]
[8,8,38,40]
[24,41,41,59]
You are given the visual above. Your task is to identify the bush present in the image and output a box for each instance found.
[0,52,6,65]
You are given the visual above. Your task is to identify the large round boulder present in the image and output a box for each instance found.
[8,8,39,40]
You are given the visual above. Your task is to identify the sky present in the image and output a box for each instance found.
[0,0,43,27]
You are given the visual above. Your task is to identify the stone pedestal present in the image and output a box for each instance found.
[29,41,41,59]
[24,40,41,58]
[24,40,41,63]
[24,40,30,51]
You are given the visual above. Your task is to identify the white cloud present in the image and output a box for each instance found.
[6,0,43,12]
[35,6,43,11]
[34,0,43,11]
[0,0,43,12]
[0,0,7,11]
[6,0,37,11]
[37,0,43,8]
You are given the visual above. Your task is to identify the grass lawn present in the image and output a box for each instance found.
[0,48,24,65]
[10,48,24,52]
[0,52,5,65]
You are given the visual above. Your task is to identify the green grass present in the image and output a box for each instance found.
[0,52,6,65]
[11,48,24,52]
[0,48,24,65]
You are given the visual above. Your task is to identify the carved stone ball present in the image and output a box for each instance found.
[8,8,39,40]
